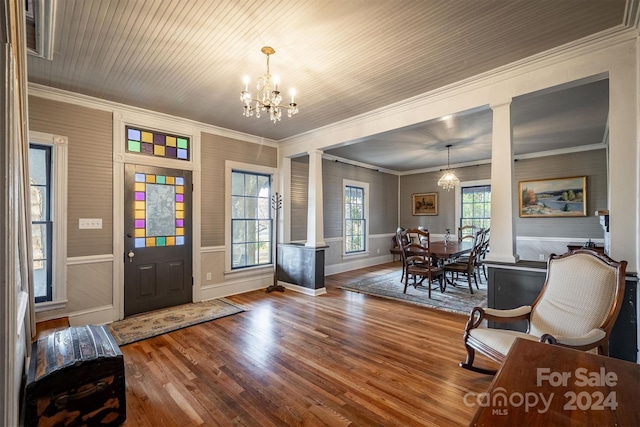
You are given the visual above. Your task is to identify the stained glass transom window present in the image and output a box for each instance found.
[126,126,190,160]
[134,172,185,248]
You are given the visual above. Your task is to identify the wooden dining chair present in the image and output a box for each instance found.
[444,244,480,294]
[397,228,444,298]
[458,225,478,242]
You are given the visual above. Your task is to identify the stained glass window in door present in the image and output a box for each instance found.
[134,173,185,248]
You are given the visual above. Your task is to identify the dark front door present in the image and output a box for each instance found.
[124,164,192,317]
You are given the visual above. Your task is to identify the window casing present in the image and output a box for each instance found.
[344,180,369,254]
[230,170,272,269]
[460,184,491,230]
[29,132,67,310]
[29,144,53,302]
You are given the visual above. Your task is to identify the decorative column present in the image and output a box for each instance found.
[306,149,326,247]
[279,156,291,244]
[487,98,519,263]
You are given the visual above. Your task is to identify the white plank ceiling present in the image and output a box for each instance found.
[27,0,630,171]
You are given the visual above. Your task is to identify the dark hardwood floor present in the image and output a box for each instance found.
[120,262,496,426]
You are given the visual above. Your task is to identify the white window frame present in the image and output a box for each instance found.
[343,179,369,257]
[29,131,68,311]
[455,179,491,231]
[224,160,277,274]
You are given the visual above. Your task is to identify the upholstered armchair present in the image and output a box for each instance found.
[460,249,627,375]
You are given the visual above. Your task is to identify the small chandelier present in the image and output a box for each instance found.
[437,144,460,191]
[240,46,298,123]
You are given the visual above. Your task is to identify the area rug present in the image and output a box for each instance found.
[339,271,487,315]
[108,298,246,346]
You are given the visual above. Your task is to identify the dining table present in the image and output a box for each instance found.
[428,239,474,263]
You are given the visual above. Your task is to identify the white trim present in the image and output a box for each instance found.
[455,179,491,230]
[67,254,114,265]
[16,291,28,335]
[112,110,201,320]
[27,0,56,60]
[484,262,546,273]
[343,179,369,256]
[29,130,68,305]
[201,246,225,253]
[224,161,278,271]
[323,153,398,175]
[34,299,67,312]
[36,304,115,326]
[199,274,273,301]
[223,265,273,278]
[516,236,605,243]
[28,83,278,148]
[279,28,636,154]
[282,282,327,296]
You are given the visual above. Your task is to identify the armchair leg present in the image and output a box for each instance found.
[459,346,496,375]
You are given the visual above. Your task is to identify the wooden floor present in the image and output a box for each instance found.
[120,262,497,426]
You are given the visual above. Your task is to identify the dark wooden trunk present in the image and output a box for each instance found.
[25,325,126,426]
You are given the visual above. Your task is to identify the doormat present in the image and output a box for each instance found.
[339,270,487,315]
[108,298,246,346]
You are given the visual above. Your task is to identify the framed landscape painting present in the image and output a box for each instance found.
[519,176,587,217]
[412,192,438,216]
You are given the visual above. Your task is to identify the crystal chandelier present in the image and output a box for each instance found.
[437,144,460,191]
[240,46,298,123]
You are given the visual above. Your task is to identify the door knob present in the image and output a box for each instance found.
[128,250,135,262]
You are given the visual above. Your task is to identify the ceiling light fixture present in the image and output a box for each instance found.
[437,144,460,191]
[241,46,298,123]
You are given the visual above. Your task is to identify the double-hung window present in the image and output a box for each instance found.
[460,184,491,230]
[29,144,53,302]
[28,132,67,309]
[344,180,368,254]
[230,169,272,269]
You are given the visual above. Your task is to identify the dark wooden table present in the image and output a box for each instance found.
[429,240,473,260]
[469,338,640,426]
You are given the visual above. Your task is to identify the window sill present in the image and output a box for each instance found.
[35,299,68,313]
[224,265,273,278]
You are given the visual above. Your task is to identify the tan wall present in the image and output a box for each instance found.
[200,132,277,246]
[29,96,113,257]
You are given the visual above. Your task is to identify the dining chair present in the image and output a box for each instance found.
[443,241,480,294]
[394,227,409,282]
[397,228,444,298]
[458,225,478,242]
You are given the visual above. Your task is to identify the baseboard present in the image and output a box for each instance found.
[325,254,393,276]
[281,281,327,296]
[200,274,272,301]
[35,305,115,326]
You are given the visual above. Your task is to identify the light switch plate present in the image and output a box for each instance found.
[79,218,102,229]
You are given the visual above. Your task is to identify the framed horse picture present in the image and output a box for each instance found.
[412,192,438,216]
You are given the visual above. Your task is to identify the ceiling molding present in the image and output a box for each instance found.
[27,83,279,148]
[280,26,635,156]
[623,0,640,32]
[513,143,607,161]
[321,153,398,176]
[26,0,56,60]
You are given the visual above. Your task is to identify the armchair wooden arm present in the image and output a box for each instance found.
[540,328,608,352]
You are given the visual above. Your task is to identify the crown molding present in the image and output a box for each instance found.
[27,83,279,148]
[279,26,636,154]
